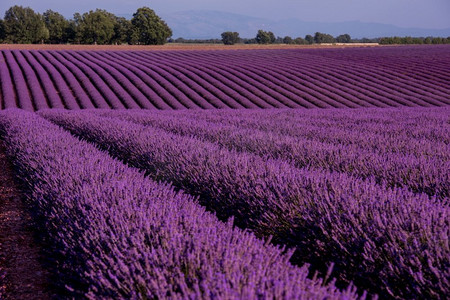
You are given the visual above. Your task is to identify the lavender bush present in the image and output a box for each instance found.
[41,109,449,299]
[0,109,354,299]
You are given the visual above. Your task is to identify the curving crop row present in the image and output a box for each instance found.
[86,51,163,109]
[168,51,367,108]
[112,51,259,108]
[0,108,353,299]
[21,51,65,109]
[50,51,111,109]
[12,50,49,110]
[194,50,447,106]
[99,109,449,199]
[173,107,450,157]
[29,51,80,109]
[93,51,228,109]
[65,51,138,108]
[275,50,450,100]
[0,52,17,109]
[39,51,89,109]
[0,47,449,111]
[41,109,450,299]
[3,51,34,110]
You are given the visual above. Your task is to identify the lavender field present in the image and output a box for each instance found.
[0,46,449,299]
[0,46,449,110]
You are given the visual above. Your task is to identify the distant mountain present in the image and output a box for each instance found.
[157,10,450,39]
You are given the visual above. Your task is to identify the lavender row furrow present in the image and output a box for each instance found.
[180,53,366,108]
[88,51,165,109]
[0,109,352,299]
[51,51,111,109]
[121,52,251,108]
[159,51,359,108]
[3,51,34,110]
[177,107,450,154]
[42,109,449,299]
[77,51,155,109]
[103,51,182,109]
[227,51,442,106]
[66,51,138,109]
[107,52,198,109]
[44,51,95,109]
[136,52,279,108]
[111,52,229,109]
[235,53,426,107]
[39,51,88,109]
[275,51,450,102]
[0,51,17,109]
[145,52,299,108]
[117,53,217,109]
[279,48,450,94]
[21,51,65,109]
[103,110,448,199]
[29,51,79,109]
[12,50,49,110]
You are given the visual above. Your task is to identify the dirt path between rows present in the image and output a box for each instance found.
[0,141,56,299]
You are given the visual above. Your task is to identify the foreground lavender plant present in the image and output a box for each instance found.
[97,108,449,199]
[42,109,449,299]
[0,109,354,299]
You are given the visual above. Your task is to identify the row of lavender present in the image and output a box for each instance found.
[1,46,449,111]
[0,109,355,299]
[93,108,449,199]
[40,108,449,299]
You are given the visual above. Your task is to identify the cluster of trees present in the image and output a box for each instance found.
[220,30,450,45]
[220,31,354,45]
[379,36,450,45]
[0,5,172,45]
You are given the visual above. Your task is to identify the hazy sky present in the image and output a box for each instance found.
[1,0,449,29]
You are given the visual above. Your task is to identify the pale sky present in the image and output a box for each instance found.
[1,0,449,29]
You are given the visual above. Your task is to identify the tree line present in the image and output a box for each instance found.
[221,30,450,45]
[1,5,448,46]
[221,31,353,45]
[379,36,450,45]
[0,5,172,45]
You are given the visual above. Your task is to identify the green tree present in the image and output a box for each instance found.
[432,37,444,44]
[65,18,79,44]
[77,9,117,44]
[221,31,240,45]
[131,7,172,45]
[4,5,49,43]
[283,36,294,44]
[0,19,5,42]
[43,10,70,44]
[336,34,351,43]
[314,32,335,44]
[424,37,432,44]
[113,17,133,44]
[294,37,307,45]
[256,30,275,44]
[305,34,314,44]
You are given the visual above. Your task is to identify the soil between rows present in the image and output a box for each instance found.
[0,141,56,299]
